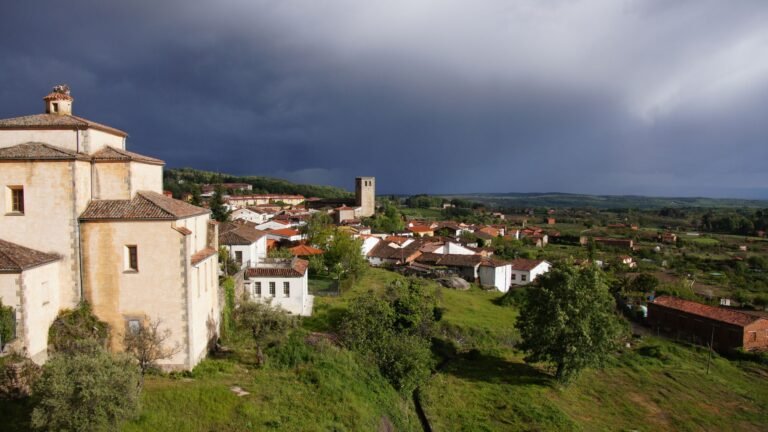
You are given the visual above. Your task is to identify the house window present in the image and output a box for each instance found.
[511,274,516,280]
[235,251,243,264]
[749,331,757,342]
[8,186,24,214]
[521,274,527,282]
[126,319,141,335]
[125,245,138,271]
[254,282,261,297]
[283,282,290,297]
[269,282,275,296]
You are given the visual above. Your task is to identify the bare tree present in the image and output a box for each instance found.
[123,318,181,376]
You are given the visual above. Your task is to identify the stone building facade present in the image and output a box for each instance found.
[0,85,219,368]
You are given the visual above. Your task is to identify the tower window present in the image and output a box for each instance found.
[51,103,59,113]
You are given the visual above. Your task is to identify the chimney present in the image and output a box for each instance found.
[43,84,73,115]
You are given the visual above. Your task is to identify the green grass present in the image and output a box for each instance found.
[124,341,419,431]
[686,237,720,246]
[400,207,444,220]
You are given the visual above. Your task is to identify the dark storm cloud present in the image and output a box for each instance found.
[1,1,767,197]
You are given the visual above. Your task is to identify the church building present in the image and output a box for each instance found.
[0,85,219,369]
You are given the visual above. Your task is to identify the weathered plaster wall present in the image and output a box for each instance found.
[0,160,81,307]
[81,220,188,366]
[93,162,131,199]
[129,162,163,196]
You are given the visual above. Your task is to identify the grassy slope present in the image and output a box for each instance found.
[308,268,768,431]
[124,340,419,432]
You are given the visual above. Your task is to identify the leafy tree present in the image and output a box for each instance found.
[123,318,181,377]
[324,230,367,282]
[234,301,297,366]
[366,203,404,233]
[631,273,659,293]
[339,280,437,394]
[209,185,230,222]
[31,340,140,432]
[218,246,240,276]
[516,264,625,384]
[267,247,293,259]
[301,212,334,249]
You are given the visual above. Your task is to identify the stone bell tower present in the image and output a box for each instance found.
[355,176,375,217]
[43,84,73,115]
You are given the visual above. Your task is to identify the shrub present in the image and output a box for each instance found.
[31,341,140,431]
[48,303,109,354]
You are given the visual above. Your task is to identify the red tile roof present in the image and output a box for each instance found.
[191,248,218,266]
[0,239,60,272]
[268,228,301,237]
[652,296,764,327]
[80,191,209,221]
[289,244,324,256]
[510,258,546,271]
[245,258,309,278]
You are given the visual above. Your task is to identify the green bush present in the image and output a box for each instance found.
[48,303,109,354]
[0,300,15,348]
[31,341,140,431]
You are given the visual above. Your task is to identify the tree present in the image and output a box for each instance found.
[516,264,625,384]
[631,273,659,293]
[339,280,437,394]
[48,303,109,354]
[31,340,141,432]
[123,318,182,377]
[209,185,230,222]
[233,301,296,366]
[301,212,334,249]
[324,230,367,282]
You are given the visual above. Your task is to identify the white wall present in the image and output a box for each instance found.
[0,261,61,364]
[479,264,512,292]
[245,274,311,316]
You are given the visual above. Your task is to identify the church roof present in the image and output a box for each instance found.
[91,146,164,165]
[0,113,127,137]
[0,142,90,161]
[80,191,209,221]
[0,239,60,273]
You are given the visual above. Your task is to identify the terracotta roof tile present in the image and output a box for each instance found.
[0,239,60,272]
[510,258,546,271]
[268,228,300,237]
[80,191,209,221]
[245,258,309,278]
[0,142,90,161]
[219,226,267,245]
[652,296,764,327]
[289,244,324,256]
[91,146,164,165]
[0,113,127,137]
[191,247,217,266]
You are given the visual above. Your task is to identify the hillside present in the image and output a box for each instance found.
[164,168,354,200]
[441,192,768,209]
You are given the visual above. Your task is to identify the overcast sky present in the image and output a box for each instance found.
[2,1,767,197]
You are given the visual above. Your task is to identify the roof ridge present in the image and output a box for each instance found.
[135,192,179,219]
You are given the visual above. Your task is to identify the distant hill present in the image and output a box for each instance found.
[440,192,768,209]
[164,168,353,200]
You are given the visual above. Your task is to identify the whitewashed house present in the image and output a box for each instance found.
[219,224,268,268]
[231,207,275,224]
[510,259,551,286]
[244,258,313,316]
[255,219,292,231]
[266,228,304,243]
[478,259,513,292]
